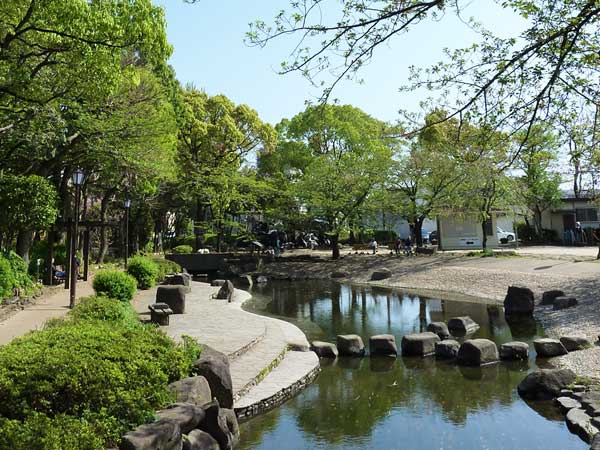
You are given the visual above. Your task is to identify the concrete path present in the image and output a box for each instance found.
[133,281,320,417]
[0,280,95,346]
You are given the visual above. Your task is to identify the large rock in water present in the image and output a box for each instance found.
[517,368,577,400]
[553,296,578,310]
[540,290,565,306]
[560,335,591,352]
[504,285,535,315]
[369,334,397,356]
[198,401,233,450]
[533,338,568,357]
[193,346,233,408]
[183,430,219,450]
[427,322,450,339]
[156,286,186,314]
[401,332,440,357]
[435,339,460,359]
[211,279,226,287]
[310,341,338,358]
[120,419,181,450]
[555,396,582,413]
[156,403,205,434]
[566,408,599,443]
[457,339,499,366]
[370,268,392,281]
[337,334,365,356]
[447,316,479,336]
[167,376,212,406]
[499,342,529,360]
[214,280,234,302]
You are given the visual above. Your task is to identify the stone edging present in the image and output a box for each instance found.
[232,347,288,402]
[227,325,268,361]
[234,362,321,421]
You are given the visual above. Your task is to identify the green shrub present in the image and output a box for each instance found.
[4,251,33,290]
[93,269,137,302]
[127,256,159,289]
[28,240,67,278]
[0,413,107,450]
[172,244,193,254]
[0,255,16,300]
[372,229,398,244]
[69,295,139,328]
[0,319,201,447]
[151,257,182,282]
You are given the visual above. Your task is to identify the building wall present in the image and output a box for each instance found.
[438,214,499,250]
[541,198,600,242]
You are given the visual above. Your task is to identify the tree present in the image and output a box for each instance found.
[0,174,58,262]
[272,104,395,259]
[177,88,276,249]
[249,1,600,148]
[515,125,562,237]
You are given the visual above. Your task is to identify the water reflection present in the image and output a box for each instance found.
[240,280,585,450]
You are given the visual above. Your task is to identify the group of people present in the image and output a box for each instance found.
[369,237,413,255]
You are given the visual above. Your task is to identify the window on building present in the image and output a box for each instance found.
[575,208,598,222]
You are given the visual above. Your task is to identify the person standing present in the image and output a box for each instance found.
[370,239,378,254]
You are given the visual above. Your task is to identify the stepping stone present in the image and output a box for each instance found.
[553,296,578,310]
[370,268,392,281]
[541,290,565,306]
[457,339,499,366]
[560,336,591,352]
[310,341,338,358]
[517,368,577,400]
[369,334,397,356]
[499,341,529,360]
[336,334,365,357]
[330,271,349,279]
[427,322,450,339]
[534,338,568,357]
[504,285,534,316]
[555,396,582,413]
[435,339,460,359]
[401,332,440,357]
[565,408,599,443]
[447,316,479,336]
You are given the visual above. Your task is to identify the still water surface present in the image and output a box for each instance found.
[238,280,585,450]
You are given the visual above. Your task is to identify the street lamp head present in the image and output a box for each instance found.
[124,199,132,208]
[72,168,85,186]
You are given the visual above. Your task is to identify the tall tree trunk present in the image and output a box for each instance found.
[331,233,340,260]
[195,197,203,251]
[414,217,425,248]
[153,217,163,253]
[44,228,55,285]
[481,220,488,251]
[96,189,114,264]
[16,230,34,264]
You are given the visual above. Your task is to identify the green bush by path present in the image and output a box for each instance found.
[151,257,182,283]
[92,269,137,302]
[172,244,193,254]
[69,295,139,328]
[0,295,202,448]
[0,251,34,300]
[127,256,159,289]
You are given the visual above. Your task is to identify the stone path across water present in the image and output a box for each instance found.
[133,281,320,417]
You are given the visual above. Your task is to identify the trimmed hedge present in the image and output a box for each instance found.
[92,269,137,302]
[151,257,182,283]
[127,256,159,289]
[0,295,202,448]
[172,244,193,254]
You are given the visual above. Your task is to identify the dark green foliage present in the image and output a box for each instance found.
[127,256,159,289]
[28,241,67,277]
[0,295,202,448]
[172,244,193,254]
[151,257,182,282]
[92,269,137,302]
[372,230,398,244]
[516,223,558,243]
[0,256,15,300]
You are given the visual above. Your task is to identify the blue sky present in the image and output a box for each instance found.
[158,0,527,125]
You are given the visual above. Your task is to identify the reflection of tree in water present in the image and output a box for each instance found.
[291,359,417,442]
[238,406,282,448]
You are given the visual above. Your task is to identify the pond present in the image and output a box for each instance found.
[237,280,586,450]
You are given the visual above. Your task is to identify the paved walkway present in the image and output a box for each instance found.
[0,280,95,346]
[133,281,319,415]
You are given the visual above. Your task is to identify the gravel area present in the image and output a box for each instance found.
[264,253,600,379]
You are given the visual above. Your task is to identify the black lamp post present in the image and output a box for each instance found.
[69,168,84,309]
[124,198,131,268]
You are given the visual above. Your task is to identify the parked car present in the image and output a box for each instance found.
[497,227,516,243]
[421,230,430,245]
[429,230,438,245]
